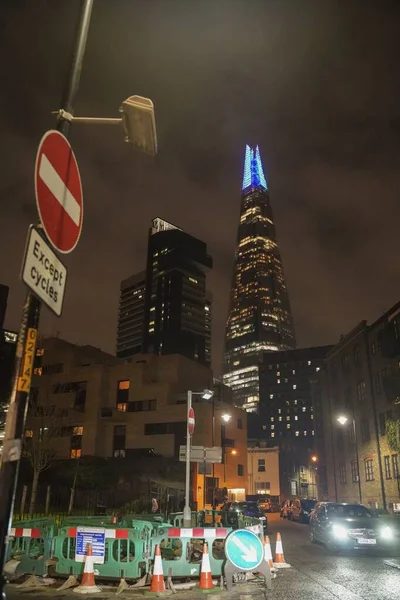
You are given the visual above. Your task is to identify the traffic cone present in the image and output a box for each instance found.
[74,544,102,594]
[148,545,166,594]
[274,533,291,569]
[264,536,276,572]
[198,542,214,590]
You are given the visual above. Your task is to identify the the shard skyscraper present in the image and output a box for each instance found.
[223,145,296,411]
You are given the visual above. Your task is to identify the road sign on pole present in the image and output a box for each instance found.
[224,529,264,572]
[188,407,195,436]
[21,226,67,316]
[179,446,222,464]
[34,129,83,254]
[75,526,106,564]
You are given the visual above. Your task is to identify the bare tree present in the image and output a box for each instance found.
[23,400,58,515]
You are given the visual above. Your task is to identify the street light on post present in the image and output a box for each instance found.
[183,388,214,528]
[337,414,362,504]
[211,407,231,516]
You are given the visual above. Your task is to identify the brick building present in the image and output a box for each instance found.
[315,301,400,510]
[28,337,248,508]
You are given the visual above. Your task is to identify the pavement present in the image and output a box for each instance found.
[4,513,400,599]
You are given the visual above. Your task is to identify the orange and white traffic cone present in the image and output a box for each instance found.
[198,542,214,590]
[264,536,276,572]
[148,545,166,594]
[73,544,102,594]
[274,533,291,568]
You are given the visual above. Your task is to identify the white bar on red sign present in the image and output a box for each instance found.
[39,154,81,226]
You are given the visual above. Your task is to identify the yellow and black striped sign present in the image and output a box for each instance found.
[17,328,38,393]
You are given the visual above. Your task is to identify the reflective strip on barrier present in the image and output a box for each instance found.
[67,527,129,539]
[167,528,228,538]
[9,528,41,538]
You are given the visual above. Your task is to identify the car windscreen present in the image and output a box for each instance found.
[327,504,372,518]
[236,502,261,512]
[301,500,317,511]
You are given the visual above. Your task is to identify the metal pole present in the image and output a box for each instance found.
[183,390,192,527]
[0,2,94,596]
[211,397,215,515]
[352,413,363,504]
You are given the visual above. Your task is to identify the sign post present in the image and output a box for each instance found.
[224,529,271,592]
[0,2,94,596]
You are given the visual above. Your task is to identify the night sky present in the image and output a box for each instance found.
[1,0,400,375]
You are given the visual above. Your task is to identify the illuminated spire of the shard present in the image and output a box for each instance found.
[242,145,268,191]
[242,144,252,190]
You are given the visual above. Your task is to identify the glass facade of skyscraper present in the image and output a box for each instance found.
[223,146,296,411]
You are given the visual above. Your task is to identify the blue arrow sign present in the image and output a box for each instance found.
[225,529,264,571]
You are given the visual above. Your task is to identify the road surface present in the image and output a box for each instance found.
[4,513,400,599]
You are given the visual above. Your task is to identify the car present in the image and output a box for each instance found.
[280,499,293,519]
[291,498,318,523]
[221,501,268,534]
[309,502,396,551]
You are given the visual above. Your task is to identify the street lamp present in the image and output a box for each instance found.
[183,388,214,527]
[336,413,362,504]
[211,406,231,512]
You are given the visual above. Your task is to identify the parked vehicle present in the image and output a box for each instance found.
[280,500,294,519]
[221,501,268,534]
[309,502,395,551]
[291,498,318,523]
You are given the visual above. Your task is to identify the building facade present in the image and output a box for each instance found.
[116,218,213,365]
[0,284,9,329]
[247,445,280,497]
[223,145,296,411]
[28,337,247,508]
[316,302,400,511]
[116,272,146,359]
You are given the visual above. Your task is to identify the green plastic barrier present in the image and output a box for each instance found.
[6,526,54,577]
[53,526,150,581]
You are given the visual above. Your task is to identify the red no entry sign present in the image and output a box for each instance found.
[34,130,83,254]
[188,407,195,436]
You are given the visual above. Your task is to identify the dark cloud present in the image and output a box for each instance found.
[1,0,400,372]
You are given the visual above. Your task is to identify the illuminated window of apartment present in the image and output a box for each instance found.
[278,409,281,414]
[279,417,282,422]
[271,425,274,430]
[270,394,273,399]
[308,361,311,366]
[271,433,275,438]
[116,380,130,408]
[70,449,81,459]
[287,424,290,429]
[270,417,274,422]
[36,348,45,356]
[303,431,307,436]
[302,407,306,412]
[292,369,296,375]
[24,429,33,438]
[70,428,83,458]
[73,426,83,436]
[277,379,280,384]
[293,384,297,390]
[295,431,299,437]
[294,416,298,421]
[258,459,266,472]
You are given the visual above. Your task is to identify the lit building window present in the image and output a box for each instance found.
[270,394,274,399]
[271,425,274,430]
[295,431,299,436]
[308,361,311,366]
[277,372,280,377]
[286,416,290,421]
[278,409,282,414]
[279,417,282,422]
[73,426,83,435]
[25,429,33,438]
[277,379,280,384]
[292,369,296,375]
[270,417,274,422]
[271,433,275,438]
[293,384,297,390]
[287,424,291,429]
[303,431,307,436]
[316,367,320,372]
[302,407,306,412]
[117,403,127,412]
[294,416,298,421]
[36,348,45,357]
[71,449,82,459]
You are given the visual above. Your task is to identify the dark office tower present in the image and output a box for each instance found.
[0,284,9,329]
[142,217,213,364]
[116,272,146,358]
[205,292,212,365]
[223,145,296,411]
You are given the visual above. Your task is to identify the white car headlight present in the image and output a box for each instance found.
[332,525,348,540]
[381,526,393,540]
